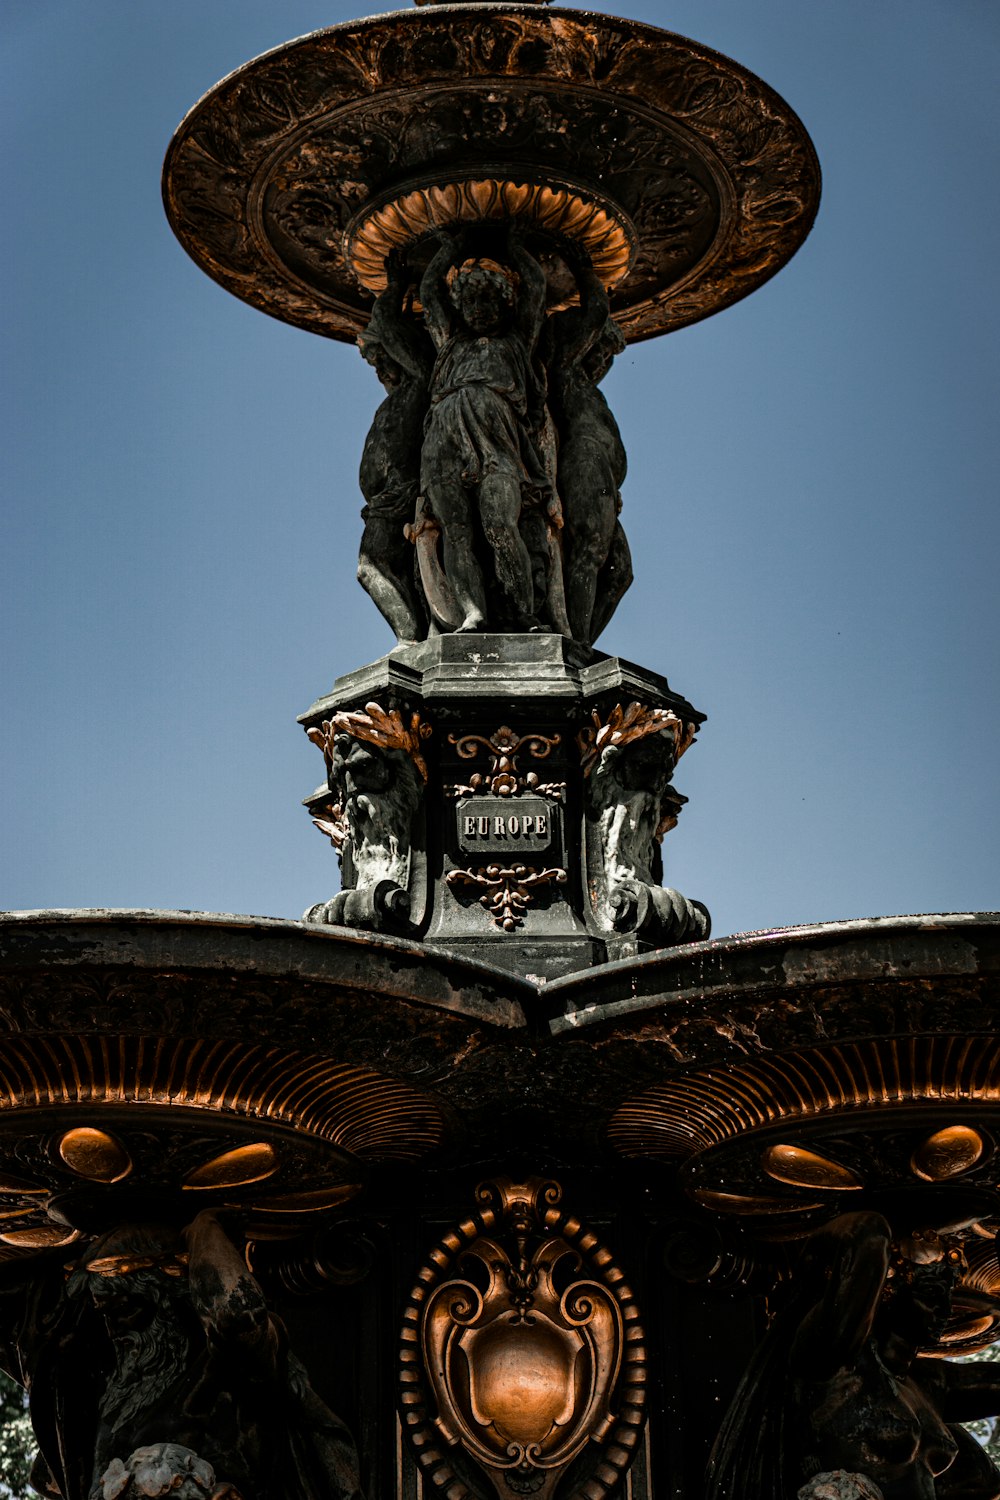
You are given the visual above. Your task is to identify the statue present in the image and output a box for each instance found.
[0,1211,363,1500]
[351,231,635,645]
[356,248,432,645]
[707,1207,1000,1499]
[305,702,429,931]
[418,227,558,633]
[579,703,709,947]
[544,245,633,645]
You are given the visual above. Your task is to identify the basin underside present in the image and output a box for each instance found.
[162,6,820,343]
[1,909,998,1329]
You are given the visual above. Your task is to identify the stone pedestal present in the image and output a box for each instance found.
[299,635,709,979]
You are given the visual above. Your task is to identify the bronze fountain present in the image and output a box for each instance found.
[2,4,998,1499]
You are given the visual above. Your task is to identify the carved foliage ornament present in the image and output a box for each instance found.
[447,726,564,799]
[400,1177,646,1500]
[577,702,696,784]
[446,863,568,932]
[349,176,634,295]
[307,701,432,784]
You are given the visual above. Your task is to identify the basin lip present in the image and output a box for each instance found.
[1,909,997,1039]
[0,908,535,1028]
[543,911,1000,1034]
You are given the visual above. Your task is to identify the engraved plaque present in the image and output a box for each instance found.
[457,796,558,857]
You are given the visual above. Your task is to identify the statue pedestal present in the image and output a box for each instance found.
[299,635,709,979]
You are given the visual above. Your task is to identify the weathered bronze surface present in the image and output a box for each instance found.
[16,4,996,1497]
[306,701,433,927]
[162,7,820,345]
[0,1209,362,1500]
[162,6,819,650]
[299,637,708,970]
[707,1210,1000,1499]
[2,913,1000,1495]
[355,235,631,644]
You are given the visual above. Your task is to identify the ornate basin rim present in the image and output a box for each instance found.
[1,908,996,1026]
[544,910,1000,1030]
[162,4,821,343]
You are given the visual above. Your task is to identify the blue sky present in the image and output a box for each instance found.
[3,1,998,940]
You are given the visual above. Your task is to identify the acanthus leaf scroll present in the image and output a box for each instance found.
[446,726,564,800]
[445,863,568,932]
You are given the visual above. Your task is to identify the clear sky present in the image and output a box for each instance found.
[3,0,998,941]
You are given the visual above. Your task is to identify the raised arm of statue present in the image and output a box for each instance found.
[507,228,547,351]
[419,232,459,349]
[363,250,431,383]
[923,1354,1000,1422]
[790,1211,891,1380]
[560,247,610,366]
[183,1210,279,1374]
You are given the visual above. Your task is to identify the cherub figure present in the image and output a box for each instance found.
[418,227,554,632]
[356,248,433,644]
[544,245,633,645]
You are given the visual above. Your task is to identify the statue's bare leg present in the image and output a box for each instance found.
[425,481,488,631]
[563,459,619,641]
[358,515,424,644]
[586,518,633,644]
[479,473,535,626]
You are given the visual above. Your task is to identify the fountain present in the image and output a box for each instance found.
[2,5,997,1498]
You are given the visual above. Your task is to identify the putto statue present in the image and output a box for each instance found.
[354,231,631,646]
[0,1211,363,1500]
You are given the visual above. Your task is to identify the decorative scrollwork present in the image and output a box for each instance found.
[577,701,695,780]
[446,726,563,799]
[399,1176,647,1500]
[446,864,568,931]
[310,798,349,853]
